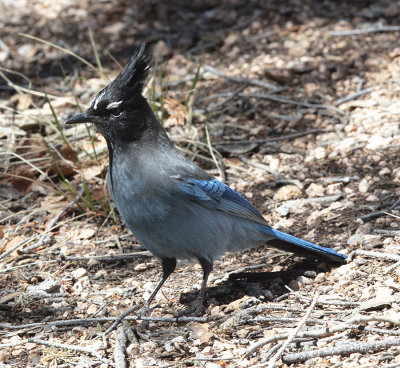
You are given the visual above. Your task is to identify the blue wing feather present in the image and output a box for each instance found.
[179,178,267,225]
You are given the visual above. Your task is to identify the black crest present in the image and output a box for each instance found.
[102,42,150,102]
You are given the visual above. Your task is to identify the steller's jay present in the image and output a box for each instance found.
[65,43,347,316]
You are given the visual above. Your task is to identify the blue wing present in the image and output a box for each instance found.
[178,177,267,226]
[178,177,347,263]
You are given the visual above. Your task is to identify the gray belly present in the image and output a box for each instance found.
[111,186,266,261]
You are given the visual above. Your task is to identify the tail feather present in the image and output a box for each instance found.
[259,226,347,264]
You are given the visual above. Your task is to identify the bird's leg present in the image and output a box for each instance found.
[139,257,176,316]
[179,257,213,316]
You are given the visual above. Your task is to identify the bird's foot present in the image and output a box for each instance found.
[177,299,206,317]
[137,303,151,318]
[136,303,152,330]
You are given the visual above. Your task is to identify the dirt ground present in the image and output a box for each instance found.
[1,0,400,367]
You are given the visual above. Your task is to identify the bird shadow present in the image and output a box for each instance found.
[179,258,337,309]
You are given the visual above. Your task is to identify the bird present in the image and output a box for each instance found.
[65,42,347,316]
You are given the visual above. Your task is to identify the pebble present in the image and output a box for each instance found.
[72,267,87,279]
[296,276,312,285]
[358,178,369,193]
[273,185,302,201]
[134,263,148,272]
[288,280,301,291]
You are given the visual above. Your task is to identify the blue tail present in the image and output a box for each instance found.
[259,225,347,263]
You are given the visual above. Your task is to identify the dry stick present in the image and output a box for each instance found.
[329,25,400,36]
[102,304,141,339]
[0,236,34,262]
[375,229,400,236]
[386,362,400,368]
[23,188,85,253]
[0,315,207,331]
[29,338,102,359]
[238,92,344,115]
[239,156,280,178]
[203,65,282,92]
[114,325,128,368]
[350,249,400,263]
[384,260,400,275]
[282,337,400,364]
[212,129,328,146]
[245,314,400,357]
[60,251,151,262]
[207,84,248,113]
[205,124,224,180]
[266,291,320,368]
[335,86,377,106]
[114,235,124,254]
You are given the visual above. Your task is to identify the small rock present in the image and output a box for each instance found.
[347,234,381,246]
[93,270,107,280]
[27,277,60,295]
[358,178,369,193]
[296,276,312,285]
[288,280,301,291]
[273,185,302,201]
[306,183,325,197]
[304,271,317,278]
[379,167,391,176]
[134,263,148,272]
[72,268,87,279]
[314,273,326,282]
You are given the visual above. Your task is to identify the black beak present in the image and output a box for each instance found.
[65,111,96,125]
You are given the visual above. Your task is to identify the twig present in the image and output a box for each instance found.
[282,337,400,364]
[375,229,400,236]
[384,260,400,275]
[207,84,248,112]
[0,315,207,330]
[359,211,387,221]
[205,124,224,180]
[275,194,343,217]
[245,313,400,357]
[22,189,85,253]
[336,86,376,106]
[350,249,400,263]
[59,251,151,262]
[114,325,128,368]
[366,326,400,336]
[0,260,59,274]
[385,362,400,368]
[203,65,282,92]
[102,304,140,338]
[322,176,359,183]
[0,236,34,261]
[261,342,283,364]
[114,235,124,254]
[329,24,400,36]
[212,129,328,146]
[30,338,102,359]
[239,93,344,115]
[267,291,319,368]
[239,156,280,178]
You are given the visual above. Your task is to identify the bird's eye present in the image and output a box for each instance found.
[111,111,122,118]
[108,108,122,118]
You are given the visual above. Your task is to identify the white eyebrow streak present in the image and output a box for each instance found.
[106,101,122,110]
[93,91,105,110]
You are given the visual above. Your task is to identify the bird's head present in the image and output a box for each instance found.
[65,42,153,142]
